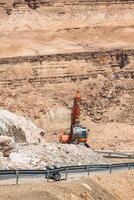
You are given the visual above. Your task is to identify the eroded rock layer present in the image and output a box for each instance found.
[0,49,133,129]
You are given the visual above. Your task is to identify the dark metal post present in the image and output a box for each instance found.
[16,170,19,185]
[87,166,90,176]
[47,170,50,182]
[128,164,131,170]
[109,164,112,174]
[65,168,69,180]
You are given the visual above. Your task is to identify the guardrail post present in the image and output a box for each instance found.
[16,170,19,185]
[65,168,69,180]
[128,164,131,170]
[47,170,50,182]
[109,164,112,174]
[87,166,90,176]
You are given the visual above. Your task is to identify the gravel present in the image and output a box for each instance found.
[1,143,108,169]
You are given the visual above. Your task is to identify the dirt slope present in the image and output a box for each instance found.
[0,2,134,57]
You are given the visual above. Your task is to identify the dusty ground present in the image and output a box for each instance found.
[0,3,134,57]
[0,171,134,200]
[0,15,134,58]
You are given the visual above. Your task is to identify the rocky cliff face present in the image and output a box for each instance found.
[0,0,133,149]
[0,50,133,129]
[1,0,134,19]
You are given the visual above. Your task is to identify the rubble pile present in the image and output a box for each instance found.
[0,143,108,169]
[0,109,108,169]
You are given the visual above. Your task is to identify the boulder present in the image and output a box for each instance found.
[0,136,15,157]
[0,109,45,144]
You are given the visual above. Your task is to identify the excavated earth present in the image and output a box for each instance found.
[0,0,134,151]
[0,143,108,169]
[0,0,134,161]
[0,1,134,200]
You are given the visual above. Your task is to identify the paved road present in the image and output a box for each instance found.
[0,165,133,184]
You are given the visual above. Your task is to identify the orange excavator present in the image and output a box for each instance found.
[60,91,89,147]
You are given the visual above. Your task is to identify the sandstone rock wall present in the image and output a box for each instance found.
[0,49,133,89]
[0,0,133,138]
[0,48,133,129]
[1,0,134,24]
[0,49,133,65]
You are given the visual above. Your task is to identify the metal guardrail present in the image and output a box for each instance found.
[95,151,134,159]
[0,162,134,184]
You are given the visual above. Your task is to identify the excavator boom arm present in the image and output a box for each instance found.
[71,91,80,126]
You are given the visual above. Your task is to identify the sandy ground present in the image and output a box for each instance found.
[0,25,134,58]
[89,122,134,150]
[0,4,134,57]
